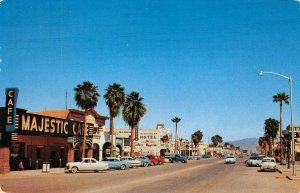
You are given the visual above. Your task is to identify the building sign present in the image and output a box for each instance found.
[19,113,86,137]
[5,88,19,132]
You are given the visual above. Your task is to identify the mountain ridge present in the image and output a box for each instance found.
[228,137,258,151]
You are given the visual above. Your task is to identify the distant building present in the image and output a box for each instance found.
[105,124,172,156]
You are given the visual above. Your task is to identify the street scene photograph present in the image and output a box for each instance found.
[1,0,300,193]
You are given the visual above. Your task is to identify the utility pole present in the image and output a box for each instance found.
[65,88,68,110]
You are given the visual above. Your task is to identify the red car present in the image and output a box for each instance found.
[145,155,159,165]
[156,156,165,165]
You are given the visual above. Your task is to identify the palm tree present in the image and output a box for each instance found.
[273,92,289,164]
[104,83,125,157]
[191,130,203,155]
[258,136,267,155]
[171,117,181,154]
[211,135,223,147]
[74,81,100,159]
[122,92,147,157]
[264,118,279,156]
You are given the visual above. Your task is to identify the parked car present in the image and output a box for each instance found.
[135,156,152,167]
[202,154,212,158]
[225,155,236,164]
[120,156,141,168]
[260,157,276,172]
[246,156,266,167]
[156,156,166,165]
[146,155,159,165]
[188,155,201,160]
[103,157,132,170]
[165,153,187,163]
[65,158,109,173]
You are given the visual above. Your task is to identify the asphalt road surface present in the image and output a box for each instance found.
[1,158,300,193]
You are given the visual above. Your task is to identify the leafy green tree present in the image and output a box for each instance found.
[104,83,125,157]
[273,92,289,163]
[211,135,223,147]
[74,81,99,158]
[122,92,147,157]
[264,118,279,156]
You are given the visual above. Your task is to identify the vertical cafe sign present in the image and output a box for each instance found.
[5,88,18,132]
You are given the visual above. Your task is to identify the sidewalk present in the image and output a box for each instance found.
[276,162,300,180]
[1,168,65,178]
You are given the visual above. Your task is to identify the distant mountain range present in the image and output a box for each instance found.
[228,137,259,151]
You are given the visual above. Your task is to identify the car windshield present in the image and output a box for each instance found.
[227,156,234,158]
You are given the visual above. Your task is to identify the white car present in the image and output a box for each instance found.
[121,156,141,168]
[65,158,109,173]
[260,157,276,172]
[225,155,236,164]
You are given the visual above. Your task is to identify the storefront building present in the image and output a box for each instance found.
[0,107,108,173]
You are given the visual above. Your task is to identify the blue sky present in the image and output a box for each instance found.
[0,0,300,142]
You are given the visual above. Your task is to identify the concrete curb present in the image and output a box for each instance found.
[276,167,300,180]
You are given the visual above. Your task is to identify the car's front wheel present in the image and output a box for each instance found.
[143,163,148,167]
[120,164,126,170]
[71,167,78,173]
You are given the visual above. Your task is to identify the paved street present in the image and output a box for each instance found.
[1,158,300,193]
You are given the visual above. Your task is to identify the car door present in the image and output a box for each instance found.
[81,159,90,170]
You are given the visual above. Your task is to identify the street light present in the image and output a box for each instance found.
[259,70,295,176]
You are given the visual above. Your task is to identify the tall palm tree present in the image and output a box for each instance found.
[191,130,203,155]
[264,118,279,156]
[258,136,267,155]
[122,92,147,157]
[104,83,125,157]
[171,117,181,154]
[74,81,100,159]
[211,135,223,147]
[273,92,289,164]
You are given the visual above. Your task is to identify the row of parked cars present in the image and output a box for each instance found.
[244,154,277,172]
[65,154,188,173]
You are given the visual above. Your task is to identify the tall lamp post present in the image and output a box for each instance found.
[259,71,295,177]
[172,117,181,154]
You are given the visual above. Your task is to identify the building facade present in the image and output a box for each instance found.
[106,124,172,156]
[0,108,108,172]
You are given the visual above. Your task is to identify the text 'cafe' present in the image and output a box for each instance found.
[0,88,108,174]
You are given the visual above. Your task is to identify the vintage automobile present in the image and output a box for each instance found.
[103,157,132,170]
[202,154,212,158]
[225,155,236,164]
[246,155,266,167]
[260,157,276,172]
[135,156,152,167]
[120,156,141,168]
[164,153,187,163]
[145,155,159,165]
[64,158,109,173]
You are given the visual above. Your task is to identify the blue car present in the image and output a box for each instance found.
[103,157,132,170]
[135,156,152,167]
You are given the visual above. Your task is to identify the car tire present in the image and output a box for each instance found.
[71,167,78,173]
[143,163,148,167]
[151,162,154,166]
[120,164,126,170]
[158,161,162,165]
